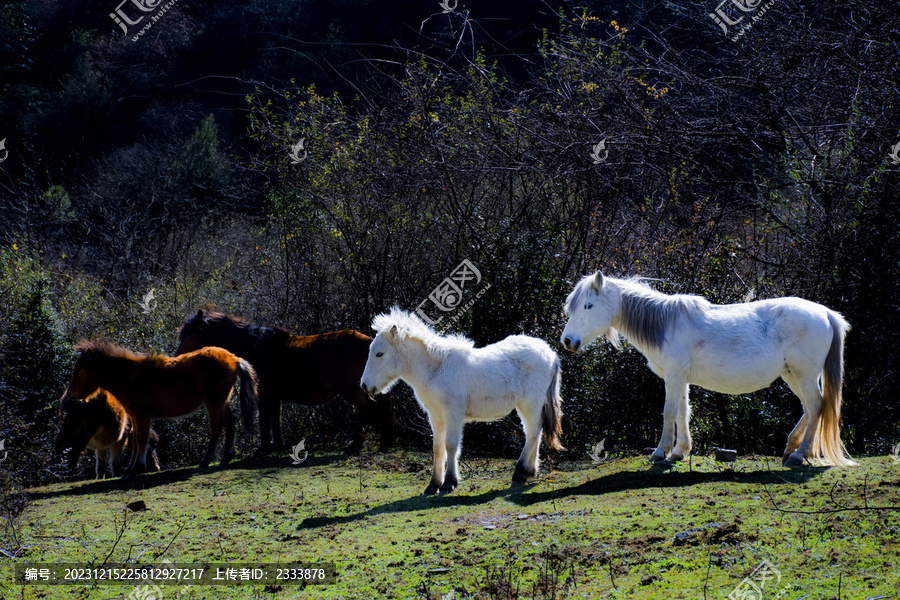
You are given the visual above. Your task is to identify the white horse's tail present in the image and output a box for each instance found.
[815,311,857,467]
[541,357,565,451]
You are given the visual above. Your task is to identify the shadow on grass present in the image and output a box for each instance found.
[296,461,829,530]
[27,452,351,500]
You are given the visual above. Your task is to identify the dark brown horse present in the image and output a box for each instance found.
[63,340,258,476]
[175,310,393,453]
[54,389,160,479]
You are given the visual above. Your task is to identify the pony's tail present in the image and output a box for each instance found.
[815,311,857,467]
[236,359,259,434]
[541,357,565,451]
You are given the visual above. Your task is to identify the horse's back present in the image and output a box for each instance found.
[452,334,558,394]
[282,328,372,376]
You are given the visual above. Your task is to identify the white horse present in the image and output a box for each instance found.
[360,308,564,494]
[561,272,857,467]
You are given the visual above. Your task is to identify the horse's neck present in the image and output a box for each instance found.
[399,338,442,390]
[95,355,142,396]
[610,284,672,353]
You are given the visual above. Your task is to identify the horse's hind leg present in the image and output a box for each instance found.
[783,373,821,467]
[123,416,152,478]
[513,404,543,484]
[94,449,106,479]
[782,412,809,464]
[220,410,237,466]
[201,408,225,469]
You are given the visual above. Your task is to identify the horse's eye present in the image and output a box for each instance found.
[376,352,384,358]
[585,303,593,310]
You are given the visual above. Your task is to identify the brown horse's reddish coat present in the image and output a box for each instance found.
[175,310,393,452]
[63,340,258,475]
[54,389,160,479]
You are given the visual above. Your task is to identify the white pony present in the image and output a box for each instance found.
[360,308,564,494]
[561,272,857,467]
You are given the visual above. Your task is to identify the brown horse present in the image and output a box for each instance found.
[63,340,258,476]
[175,310,393,453]
[54,389,160,479]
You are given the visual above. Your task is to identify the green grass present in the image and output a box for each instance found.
[3,452,900,599]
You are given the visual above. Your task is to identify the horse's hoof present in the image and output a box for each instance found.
[668,452,684,462]
[199,462,211,469]
[512,460,535,483]
[783,454,804,468]
[424,482,440,495]
[649,451,667,462]
[220,455,234,467]
[439,477,458,493]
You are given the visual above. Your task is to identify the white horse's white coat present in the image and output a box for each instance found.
[360,308,564,494]
[561,272,856,467]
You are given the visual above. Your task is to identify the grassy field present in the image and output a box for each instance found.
[2,451,899,599]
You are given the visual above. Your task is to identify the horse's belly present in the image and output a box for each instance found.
[689,367,780,395]
[464,395,515,422]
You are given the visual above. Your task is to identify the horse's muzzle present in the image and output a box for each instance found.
[562,337,581,352]
[360,381,376,398]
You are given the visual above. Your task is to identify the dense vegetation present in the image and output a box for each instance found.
[1,0,898,492]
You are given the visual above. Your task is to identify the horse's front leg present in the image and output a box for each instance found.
[425,412,446,495]
[440,411,464,493]
[651,378,689,462]
[670,382,692,461]
[256,387,274,453]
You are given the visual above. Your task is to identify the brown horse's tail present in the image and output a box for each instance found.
[815,311,857,467]
[541,357,565,451]
[235,359,259,434]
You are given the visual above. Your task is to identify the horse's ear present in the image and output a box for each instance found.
[591,271,605,292]
[388,324,399,340]
[196,309,208,331]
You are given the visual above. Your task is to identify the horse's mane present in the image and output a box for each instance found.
[179,310,290,345]
[616,278,709,350]
[74,339,148,360]
[373,307,475,357]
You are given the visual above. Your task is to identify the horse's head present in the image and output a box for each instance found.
[360,325,402,397]
[53,393,95,471]
[175,309,209,355]
[561,271,620,352]
[64,342,107,402]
